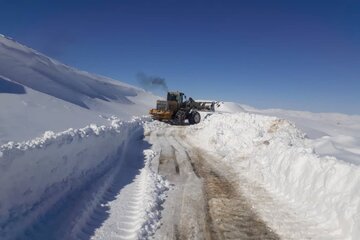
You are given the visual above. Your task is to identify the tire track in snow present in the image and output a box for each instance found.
[152,127,209,239]
[175,129,280,240]
[158,145,178,179]
[89,151,169,240]
[149,124,279,239]
[150,121,348,239]
[203,165,279,239]
[179,127,342,240]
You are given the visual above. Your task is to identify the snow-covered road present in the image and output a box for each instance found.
[147,122,349,240]
[149,125,279,239]
[1,114,359,239]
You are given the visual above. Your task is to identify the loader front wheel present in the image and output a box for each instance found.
[190,111,201,124]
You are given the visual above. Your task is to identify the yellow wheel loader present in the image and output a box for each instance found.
[149,91,215,125]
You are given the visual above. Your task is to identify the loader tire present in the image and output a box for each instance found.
[175,111,186,125]
[190,111,201,124]
[188,114,194,124]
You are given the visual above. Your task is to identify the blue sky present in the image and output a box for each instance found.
[1,0,359,114]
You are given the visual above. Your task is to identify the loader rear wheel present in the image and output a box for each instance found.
[190,111,201,124]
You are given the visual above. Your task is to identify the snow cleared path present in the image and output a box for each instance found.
[1,114,358,239]
[148,119,355,240]
[150,125,279,239]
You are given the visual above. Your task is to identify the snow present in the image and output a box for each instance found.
[215,101,246,113]
[90,149,168,240]
[216,102,360,165]
[0,118,168,239]
[0,35,137,108]
[0,118,133,238]
[0,34,166,239]
[1,33,359,239]
[187,112,360,239]
[0,34,158,143]
[249,109,360,165]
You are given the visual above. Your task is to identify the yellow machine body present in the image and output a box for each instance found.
[149,100,179,121]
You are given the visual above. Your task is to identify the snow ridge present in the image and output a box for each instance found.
[138,150,169,239]
[88,150,169,240]
[188,112,360,239]
[0,34,157,143]
[0,34,139,109]
[0,117,149,239]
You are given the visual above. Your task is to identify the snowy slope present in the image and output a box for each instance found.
[0,34,157,143]
[216,102,360,165]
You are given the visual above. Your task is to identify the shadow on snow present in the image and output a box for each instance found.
[18,127,151,240]
[0,77,26,94]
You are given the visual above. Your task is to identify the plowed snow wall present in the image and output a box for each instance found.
[189,113,360,239]
[0,119,144,237]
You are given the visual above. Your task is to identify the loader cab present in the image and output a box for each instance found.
[167,91,186,105]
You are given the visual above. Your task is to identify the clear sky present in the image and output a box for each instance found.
[1,0,359,114]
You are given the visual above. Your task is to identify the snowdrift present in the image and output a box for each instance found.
[188,113,360,239]
[247,105,360,165]
[0,118,145,239]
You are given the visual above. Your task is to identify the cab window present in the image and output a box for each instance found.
[177,94,182,103]
[167,93,177,101]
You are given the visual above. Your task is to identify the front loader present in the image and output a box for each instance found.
[149,91,215,125]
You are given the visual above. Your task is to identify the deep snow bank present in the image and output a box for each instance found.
[0,118,145,239]
[246,105,360,165]
[188,113,360,239]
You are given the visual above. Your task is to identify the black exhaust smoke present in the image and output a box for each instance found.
[137,72,168,92]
